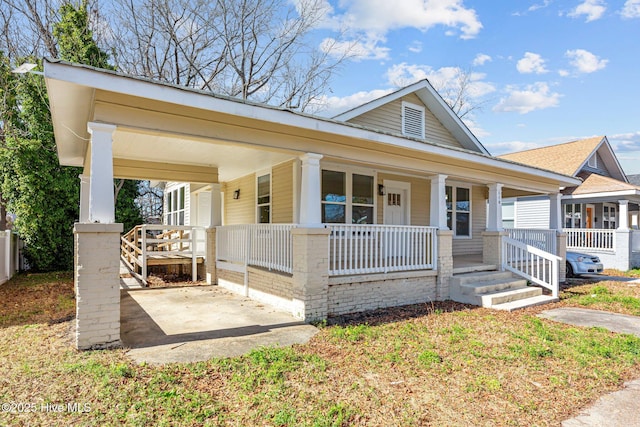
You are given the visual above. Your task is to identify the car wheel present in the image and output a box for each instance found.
[566,262,574,278]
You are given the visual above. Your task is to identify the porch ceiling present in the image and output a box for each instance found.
[111,128,296,182]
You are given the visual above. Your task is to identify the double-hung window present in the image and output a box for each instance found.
[603,204,616,229]
[321,169,374,224]
[166,186,185,225]
[564,204,582,228]
[257,173,271,223]
[446,185,471,237]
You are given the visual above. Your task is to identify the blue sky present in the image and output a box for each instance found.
[307,0,640,175]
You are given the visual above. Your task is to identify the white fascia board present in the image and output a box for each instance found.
[44,60,580,187]
[563,190,640,200]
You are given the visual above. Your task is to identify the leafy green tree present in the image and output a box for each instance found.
[0,1,141,270]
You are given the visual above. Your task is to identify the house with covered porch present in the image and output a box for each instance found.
[500,136,640,271]
[44,59,580,350]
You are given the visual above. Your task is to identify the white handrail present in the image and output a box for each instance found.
[502,236,560,298]
[505,228,557,254]
[327,224,437,276]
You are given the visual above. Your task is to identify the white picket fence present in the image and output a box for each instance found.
[0,230,20,285]
[327,224,437,275]
[564,228,615,252]
[502,237,560,298]
[216,224,295,274]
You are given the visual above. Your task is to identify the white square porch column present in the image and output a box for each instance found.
[299,153,323,227]
[87,122,117,223]
[78,174,90,223]
[206,183,222,285]
[210,183,222,227]
[549,193,563,232]
[486,183,503,232]
[618,200,630,230]
[430,174,448,230]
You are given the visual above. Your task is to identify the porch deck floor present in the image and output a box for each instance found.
[453,253,497,274]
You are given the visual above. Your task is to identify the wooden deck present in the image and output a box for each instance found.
[121,225,206,284]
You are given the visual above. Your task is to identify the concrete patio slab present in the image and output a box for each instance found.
[120,285,318,365]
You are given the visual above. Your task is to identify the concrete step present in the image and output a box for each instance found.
[457,278,528,295]
[452,270,518,286]
[452,263,498,275]
[491,295,559,312]
[480,286,543,307]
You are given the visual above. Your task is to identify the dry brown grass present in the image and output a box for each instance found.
[2,272,640,426]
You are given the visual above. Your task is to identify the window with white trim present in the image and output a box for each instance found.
[502,200,515,229]
[564,204,582,228]
[402,101,425,139]
[446,185,471,237]
[166,186,185,225]
[603,204,616,229]
[321,170,374,224]
[257,173,271,223]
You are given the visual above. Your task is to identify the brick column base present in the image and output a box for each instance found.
[74,223,123,350]
[206,227,217,285]
[482,231,507,267]
[436,230,453,300]
[291,227,330,322]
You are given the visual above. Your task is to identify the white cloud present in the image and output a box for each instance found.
[493,82,562,114]
[568,0,607,22]
[313,89,395,117]
[558,69,570,77]
[609,131,640,152]
[385,63,496,98]
[473,53,492,66]
[321,0,483,40]
[320,37,390,61]
[621,0,640,18]
[565,49,608,73]
[485,141,542,155]
[528,0,552,12]
[408,41,423,53]
[516,52,548,74]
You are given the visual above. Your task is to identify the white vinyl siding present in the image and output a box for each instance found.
[515,197,550,229]
[402,101,425,138]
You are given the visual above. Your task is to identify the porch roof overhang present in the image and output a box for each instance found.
[44,59,581,192]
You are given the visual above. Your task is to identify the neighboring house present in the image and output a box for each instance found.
[43,59,579,350]
[499,136,640,270]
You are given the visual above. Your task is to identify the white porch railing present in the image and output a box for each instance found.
[216,224,295,274]
[121,224,205,283]
[505,228,557,254]
[502,236,560,298]
[564,228,615,252]
[327,224,437,275]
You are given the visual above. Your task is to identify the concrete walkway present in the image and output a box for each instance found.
[538,307,640,426]
[120,285,318,365]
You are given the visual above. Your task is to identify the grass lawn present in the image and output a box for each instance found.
[2,273,640,426]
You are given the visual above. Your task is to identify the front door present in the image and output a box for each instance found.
[383,181,410,225]
[586,205,594,229]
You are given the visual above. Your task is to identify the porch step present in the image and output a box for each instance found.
[491,295,559,312]
[450,269,556,311]
[452,263,498,275]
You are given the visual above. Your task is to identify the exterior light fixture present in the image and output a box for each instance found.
[233,189,240,200]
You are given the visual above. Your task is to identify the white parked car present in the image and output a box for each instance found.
[566,251,604,277]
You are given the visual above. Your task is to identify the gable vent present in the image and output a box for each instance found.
[402,101,425,139]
